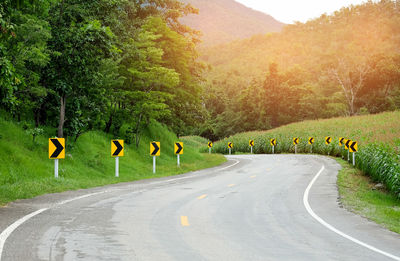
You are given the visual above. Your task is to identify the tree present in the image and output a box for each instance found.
[44,1,114,137]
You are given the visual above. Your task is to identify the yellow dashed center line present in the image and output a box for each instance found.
[181,216,190,227]
[197,194,207,200]
[228,184,235,187]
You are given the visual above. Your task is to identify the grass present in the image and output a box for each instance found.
[337,158,400,233]
[210,111,400,199]
[0,116,226,206]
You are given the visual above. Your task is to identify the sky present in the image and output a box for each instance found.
[235,0,369,24]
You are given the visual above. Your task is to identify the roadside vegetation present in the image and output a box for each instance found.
[337,159,400,234]
[210,111,400,199]
[0,114,226,206]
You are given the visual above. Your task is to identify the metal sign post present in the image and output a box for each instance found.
[55,159,59,178]
[295,145,297,154]
[229,148,231,155]
[251,146,253,154]
[209,147,211,154]
[272,146,275,154]
[353,153,356,166]
[311,145,313,154]
[177,154,180,167]
[115,157,119,177]
[153,156,156,173]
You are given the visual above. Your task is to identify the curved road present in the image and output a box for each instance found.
[1,155,399,260]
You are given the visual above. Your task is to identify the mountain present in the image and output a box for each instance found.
[180,0,284,46]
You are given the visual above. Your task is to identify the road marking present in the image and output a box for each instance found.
[181,216,190,226]
[228,184,235,187]
[0,159,242,260]
[304,166,400,261]
[197,194,207,200]
[250,175,256,178]
[218,159,240,171]
[0,208,48,259]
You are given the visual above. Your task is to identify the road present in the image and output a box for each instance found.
[1,155,399,260]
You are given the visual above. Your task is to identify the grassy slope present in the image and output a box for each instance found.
[211,111,400,154]
[0,116,226,205]
[337,159,400,233]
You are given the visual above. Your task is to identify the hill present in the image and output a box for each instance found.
[199,1,400,140]
[210,111,400,199]
[180,0,284,45]
[0,114,226,205]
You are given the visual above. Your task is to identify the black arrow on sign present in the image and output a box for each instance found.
[350,142,357,152]
[151,142,160,156]
[50,138,64,158]
[175,143,183,154]
[345,140,351,149]
[250,140,254,146]
[112,140,123,156]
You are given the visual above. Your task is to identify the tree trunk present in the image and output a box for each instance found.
[104,113,113,133]
[135,112,143,148]
[58,96,66,137]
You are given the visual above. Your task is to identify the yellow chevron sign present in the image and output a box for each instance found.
[325,136,332,145]
[349,141,358,152]
[174,142,183,155]
[308,137,314,145]
[208,142,213,148]
[150,142,160,156]
[249,140,254,147]
[49,138,65,159]
[111,140,124,157]
[293,138,299,145]
[228,142,233,149]
[270,138,277,146]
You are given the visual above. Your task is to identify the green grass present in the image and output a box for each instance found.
[210,111,400,199]
[337,158,400,233]
[0,116,226,206]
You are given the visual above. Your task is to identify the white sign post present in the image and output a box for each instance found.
[177,154,180,167]
[153,156,156,173]
[55,159,59,178]
[272,146,275,154]
[251,146,253,154]
[353,153,356,166]
[115,157,119,177]
[229,148,231,155]
[295,145,297,154]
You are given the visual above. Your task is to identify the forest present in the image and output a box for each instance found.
[1,0,400,143]
[200,0,400,140]
[0,0,204,146]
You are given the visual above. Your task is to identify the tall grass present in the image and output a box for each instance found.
[0,116,226,205]
[208,111,400,198]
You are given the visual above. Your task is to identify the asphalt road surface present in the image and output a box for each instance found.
[1,155,400,261]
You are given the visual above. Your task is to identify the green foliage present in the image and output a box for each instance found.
[0,0,204,143]
[337,159,400,233]
[210,111,400,198]
[0,114,226,205]
[200,1,400,139]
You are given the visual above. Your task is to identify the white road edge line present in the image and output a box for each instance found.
[0,158,241,260]
[303,165,400,261]
[0,208,48,260]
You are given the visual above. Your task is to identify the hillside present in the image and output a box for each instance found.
[0,114,226,205]
[180,0,284,45]
[199,1,400,140]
